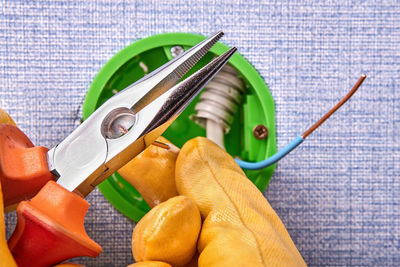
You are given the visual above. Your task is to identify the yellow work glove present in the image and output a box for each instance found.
[127,262,172,267]
[176,137,306,266]
[0,107,16,126]
[118,136,180,208]
[125,137,306,267]
[132,195,201,266]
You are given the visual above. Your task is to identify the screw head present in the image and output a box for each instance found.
[253,124,268,140]
[170,45,184,58]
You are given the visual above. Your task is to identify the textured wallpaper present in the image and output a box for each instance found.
[1,1,399,266]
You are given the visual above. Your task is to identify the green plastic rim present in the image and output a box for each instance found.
[82,32,276,222]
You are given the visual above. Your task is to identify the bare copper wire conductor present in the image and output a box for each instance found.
[302,74,367,138]
[152,140,170,149]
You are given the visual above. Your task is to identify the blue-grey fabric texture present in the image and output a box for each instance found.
[1,0,399,266]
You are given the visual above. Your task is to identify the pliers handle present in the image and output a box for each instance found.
[0,125,53,209]
[0,124,101,266]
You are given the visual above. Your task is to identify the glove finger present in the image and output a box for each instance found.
[119,136,179,207]
[132,196,201,266]
[0,108,16,126]
[127,261,171,267]
[175,137,306,267]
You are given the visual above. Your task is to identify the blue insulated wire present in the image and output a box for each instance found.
[235,136,305,170]
[234,74,366,171]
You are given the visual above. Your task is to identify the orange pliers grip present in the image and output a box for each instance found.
[0,124,101,266]
[8,181,102,267]
[0,124,54,208]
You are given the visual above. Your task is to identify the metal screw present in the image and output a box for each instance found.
[170,45,184,58]
[253,124,268,140]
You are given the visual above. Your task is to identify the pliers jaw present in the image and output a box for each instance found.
[48,31,237,197]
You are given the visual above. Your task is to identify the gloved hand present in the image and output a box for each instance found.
[118,136,180,208]
[123,137,306,267]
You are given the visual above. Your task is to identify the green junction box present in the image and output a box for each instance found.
[82,33,277,222]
